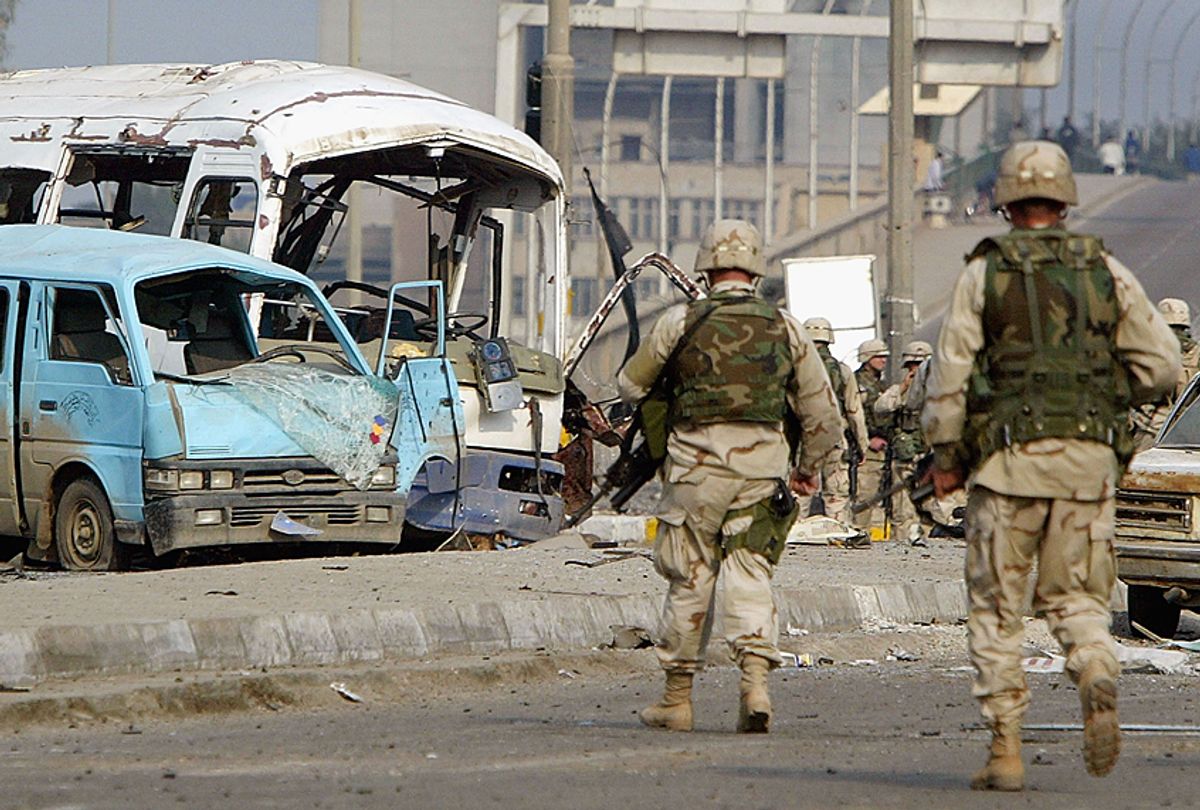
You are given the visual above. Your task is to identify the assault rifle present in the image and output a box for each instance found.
[850,452,934,516]
[845,430,863,501]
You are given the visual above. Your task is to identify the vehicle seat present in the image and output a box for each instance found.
[52,294,130,383]
[184,310,253,374]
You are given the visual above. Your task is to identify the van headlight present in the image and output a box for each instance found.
[179,471,205,490]
[145,468,178,491]
[370,465,396,489]
[209,470,235,490]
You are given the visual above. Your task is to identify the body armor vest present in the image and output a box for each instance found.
[669,291,793,428]
[856,366,888,440]
[816,345,847,415]
[964,229,1132,465]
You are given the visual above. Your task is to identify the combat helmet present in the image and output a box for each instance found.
[803,316,835,344]
[1159,298,1192,328]
[694,219,765,276]
[857,338,890,364]
[901,340,933,364]
[994,140,1078,207]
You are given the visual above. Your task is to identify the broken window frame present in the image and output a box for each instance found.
[0,167,51,225]
[55,146,191,235]
[181,176,259,253]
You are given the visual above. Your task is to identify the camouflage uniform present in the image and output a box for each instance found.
[853,360,889,532]
[811,340,868,524]
[873,374,924,539]
[924,225,1180,783]
[619,280,841,673]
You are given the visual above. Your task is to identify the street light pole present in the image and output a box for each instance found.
[1144,0,1178,152]
[1167,7,1200,161]
[107,0,117,64]
[346,0,362,297]
[1119,2,1149,142]
[848,0,875,212]
[885,0,914,377]
[1067,0,1077,122]
[543,0,575,195]
[1092,0,1114,149]
[807,0,837,232]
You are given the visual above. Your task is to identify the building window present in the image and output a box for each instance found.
[691,199,715,239]
[627,197,658,241]
[570,195,593,238]
[571,277,598,316]
[620,134,642,162]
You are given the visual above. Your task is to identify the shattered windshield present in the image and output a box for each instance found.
[133,269,360,379]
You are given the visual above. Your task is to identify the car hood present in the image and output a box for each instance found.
[173,383,307,459]
[1122,446,1200,493]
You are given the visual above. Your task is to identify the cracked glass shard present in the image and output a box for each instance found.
[222,364,399,490]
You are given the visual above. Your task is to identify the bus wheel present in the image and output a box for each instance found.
[55,478,127,571]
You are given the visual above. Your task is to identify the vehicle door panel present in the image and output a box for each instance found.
[0,282,21,534]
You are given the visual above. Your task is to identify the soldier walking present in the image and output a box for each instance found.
[1131,297,1200,451]
[873,340,931,543]
[803,317,869,534]
[618,219,842,734]
[922,141,1181,790]
[852,339,891,536]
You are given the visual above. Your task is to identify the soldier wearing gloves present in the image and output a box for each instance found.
[922,141,1181,790]
[618,219,842,734]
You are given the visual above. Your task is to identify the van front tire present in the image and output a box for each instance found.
[55,478,127,571]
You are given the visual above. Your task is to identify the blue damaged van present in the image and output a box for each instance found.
[0,225,460,569]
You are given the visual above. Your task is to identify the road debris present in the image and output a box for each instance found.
[205,590,238,597]
[847,659,878,667]
[1022,654,1066,674]
[565,549,652,568]
[780,652,815,668]
[321,565,349,571]
[968,723,1200,737]
[1116,642,1191,675]
[785,625,809,637]
[330,682,364,703]
[605,625,653,650]
[887,647,920,662]
[557,668,579,679]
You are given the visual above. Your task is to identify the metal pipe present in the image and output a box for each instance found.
[807,0,837,232]
[765,79,776,243]
[347,0,363,298]
[849,0,875,213]
[1168,7,1200,161]
[885,0,914,378]
[1145,0,1178,158]
[715,77,725,220]
[543,0,574,197]
[1118,2,1148,141]
[1092,0,1114,149]
[659,76,672,256]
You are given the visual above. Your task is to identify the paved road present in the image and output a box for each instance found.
[915,175,1200,344]
[4,644,1198,809]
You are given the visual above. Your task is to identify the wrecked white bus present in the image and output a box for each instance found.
[0,60,572,544]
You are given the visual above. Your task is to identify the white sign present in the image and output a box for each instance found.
[783,254,878,367]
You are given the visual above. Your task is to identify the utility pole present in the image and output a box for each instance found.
[884,0,914,380]
[346,0,363,299]
[543,0,575,198]
[107,0,117,64]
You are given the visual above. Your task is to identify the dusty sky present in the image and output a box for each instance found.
[4,0,319,69]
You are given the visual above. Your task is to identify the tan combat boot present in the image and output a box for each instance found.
[737,654,772,733]
[1079,663,1121,777]
[640,670,694,732]
[970,720,1025,791]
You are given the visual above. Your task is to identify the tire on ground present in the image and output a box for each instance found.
[55,476,128,571]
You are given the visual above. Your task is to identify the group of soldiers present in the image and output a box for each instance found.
[799,321,965,546]
[616,137,1189,791]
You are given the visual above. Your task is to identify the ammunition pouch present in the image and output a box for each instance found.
[720,481,798,566]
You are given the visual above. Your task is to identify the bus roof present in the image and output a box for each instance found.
[0,224,313,287]
[0,61,562,187]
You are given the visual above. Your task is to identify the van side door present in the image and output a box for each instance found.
[0,281,23,535]
[20,283,145,540]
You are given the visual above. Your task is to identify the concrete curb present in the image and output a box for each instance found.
[0,580,967,686]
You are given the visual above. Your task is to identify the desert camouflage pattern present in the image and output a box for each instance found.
[965,489,1118,727]
[649,469,781,670]
[619,280,842,481]
[618,279,842,672]
[670,291,793,427]
[964,232,1133,467]
[813,344,867,523]
[922,250,1180,501]
[875,368,927,462]
[903,360,966,529]
[1131,327,1200,452]
[852,364,890,532]
[923,226,1179,739]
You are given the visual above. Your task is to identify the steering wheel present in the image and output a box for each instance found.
[412,311,489,340]
[252,344,358,373]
